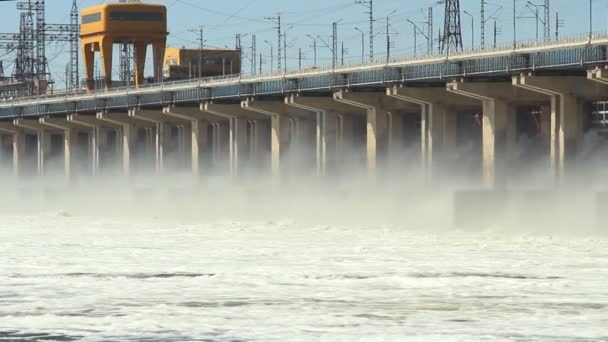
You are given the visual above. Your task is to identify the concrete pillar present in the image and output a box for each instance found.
[207,120,230,172]
[447,82,515,189]
[241,99,297,178]
[13,118,50,177]
[287,95,354,176]
[202,102,260,177]
[0,133,5,170]
[231,117,248,176]
[387,86,474,181]
[66,114,122,176]
[191,120,203,175]
[0,124,22,178]
[333,90,416,176]
[12,132,24,177]
[482,100,509,188]
[334,91,383,174]
[97,112,140,177]
[163,106,212,177]
[270,114,289,176]
[39,117,82,181]
[129,109,171,174]
[514,75,601,182]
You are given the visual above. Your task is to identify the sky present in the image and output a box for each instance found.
[0,0,607,88]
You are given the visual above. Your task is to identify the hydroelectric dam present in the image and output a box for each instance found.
[2,31,608,227]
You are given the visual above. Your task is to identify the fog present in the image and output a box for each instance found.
[0,129,607,237]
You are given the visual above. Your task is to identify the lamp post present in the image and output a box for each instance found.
[406,19,418,58]
[264,40,274,73]
[355,27,365,63]
[526,1,542,41]
[284,26,294,72]
[463,10,474,49]
[306,34,317,67]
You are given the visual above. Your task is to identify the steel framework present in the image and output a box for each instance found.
[0,0,79,95]
[440,0,464,54]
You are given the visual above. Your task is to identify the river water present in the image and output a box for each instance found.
[1,205,607,342]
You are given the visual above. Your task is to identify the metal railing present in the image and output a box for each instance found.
[2,31,608,117]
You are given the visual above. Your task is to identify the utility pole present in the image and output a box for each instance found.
[299,48,302,69]
[481,0,486,49]
[259,52,263,75]
[427,7,433,54]
[265,14,282,72]
[406,20,428,58]
[283,26,293,73]
[189,26,204,78]
[283,33,287,72]
[385,11,397,63]
[332,21,338,68]
[544,0,550,40]
[526,2,540,41]
[355,0,374,62]
[555,11,564,40]
[589,0,593,40]
[317,20,342,70]
[386,16,389,62]
[264,40,273,72]
[407,20,418,58]
[306,35,317,67]
[493,19,501,48]
[513,0,517,48]
[251,35,257,75]
[236,33,244,75]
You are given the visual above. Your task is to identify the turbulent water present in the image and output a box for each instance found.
[1,208,607,342]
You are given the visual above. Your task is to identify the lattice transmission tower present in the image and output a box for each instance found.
[0,0,79,95]
[119,0,141,86]
[440,0,463,54]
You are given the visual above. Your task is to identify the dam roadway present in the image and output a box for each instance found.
[1,33,608,227]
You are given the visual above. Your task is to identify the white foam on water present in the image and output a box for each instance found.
[1,210,607,341]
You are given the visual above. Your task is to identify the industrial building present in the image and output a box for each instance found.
[163,48,241,81]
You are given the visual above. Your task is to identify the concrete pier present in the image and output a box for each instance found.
[513,75,604,183]
[387,86,475,182]
[66,113,105,176]
[242,98,315,178]
[333,90,408,175]
[96,111,140,177]
[38,117,80,180]
[202,102,261,177]
[162,106,208,177]
[287,95,355,176]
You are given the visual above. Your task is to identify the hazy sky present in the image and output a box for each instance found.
[0,0,606,87]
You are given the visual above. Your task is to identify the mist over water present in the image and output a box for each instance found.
[1,132,608,341]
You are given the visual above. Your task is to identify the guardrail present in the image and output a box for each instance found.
[1,30,608,117]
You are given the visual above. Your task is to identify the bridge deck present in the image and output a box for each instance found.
[1,33,608,118]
